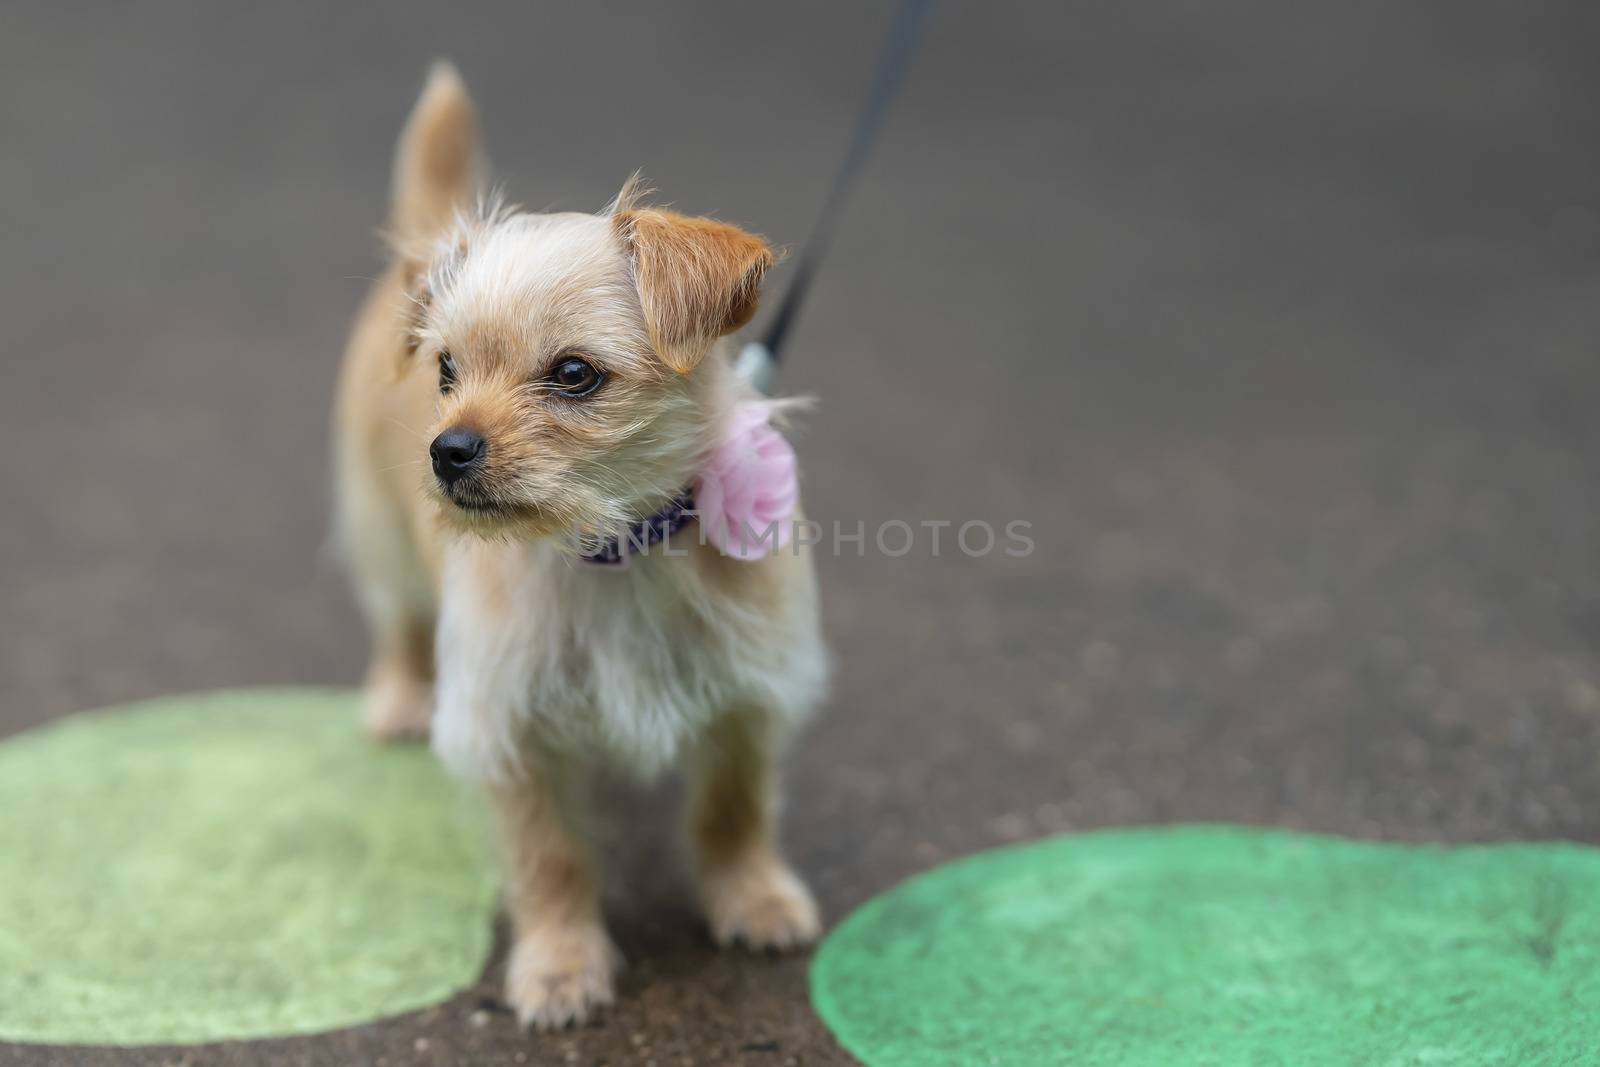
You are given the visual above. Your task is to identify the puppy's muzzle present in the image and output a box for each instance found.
[430,427,486,488]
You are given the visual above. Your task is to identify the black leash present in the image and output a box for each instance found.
[739,0,934,392]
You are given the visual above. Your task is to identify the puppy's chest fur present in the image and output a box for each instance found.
[431,534,827,780]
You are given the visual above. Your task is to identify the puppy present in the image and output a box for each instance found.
[332,63,828,1029]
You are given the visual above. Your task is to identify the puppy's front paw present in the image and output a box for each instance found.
[505,925,618,1030]
[702,859,821,951]
[361,669,432,742]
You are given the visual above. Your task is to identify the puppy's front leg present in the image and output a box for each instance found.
[361,614,435,741]
[688,709,820,951]
[489,757,616,1029]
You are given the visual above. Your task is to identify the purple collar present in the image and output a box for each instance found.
[579,490,697,565]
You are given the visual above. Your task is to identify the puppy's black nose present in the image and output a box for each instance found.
[430,428,486,486]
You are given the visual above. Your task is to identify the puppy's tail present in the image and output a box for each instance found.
[389,61,481,247]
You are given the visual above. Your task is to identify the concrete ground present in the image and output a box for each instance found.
[4,1,1600,1063]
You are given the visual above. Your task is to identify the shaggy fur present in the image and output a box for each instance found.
[332,63,828,1029]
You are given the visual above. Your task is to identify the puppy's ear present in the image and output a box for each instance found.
[390,61,481,248]
[612,207,774,374]
[387,62,480,378]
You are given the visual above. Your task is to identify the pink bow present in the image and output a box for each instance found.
[695,401,798,560]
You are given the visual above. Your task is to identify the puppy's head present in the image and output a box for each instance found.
[404,184,772,541]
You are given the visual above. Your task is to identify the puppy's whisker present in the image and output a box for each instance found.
[381,416,431,443]
[376,458,430,474]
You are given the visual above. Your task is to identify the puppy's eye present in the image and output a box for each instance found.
[548,357,603,398]
[438,352,457,394]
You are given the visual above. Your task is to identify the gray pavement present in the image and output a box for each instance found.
[4,2,1600,1063]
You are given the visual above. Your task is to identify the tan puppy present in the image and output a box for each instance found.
[333,64,828,1028]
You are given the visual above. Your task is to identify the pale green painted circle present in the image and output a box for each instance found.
[811,825,1600,1066]
[0,689,498,1046]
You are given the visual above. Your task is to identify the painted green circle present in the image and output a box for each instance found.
[811,825,1600,1066]
[0,688,497,1046]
